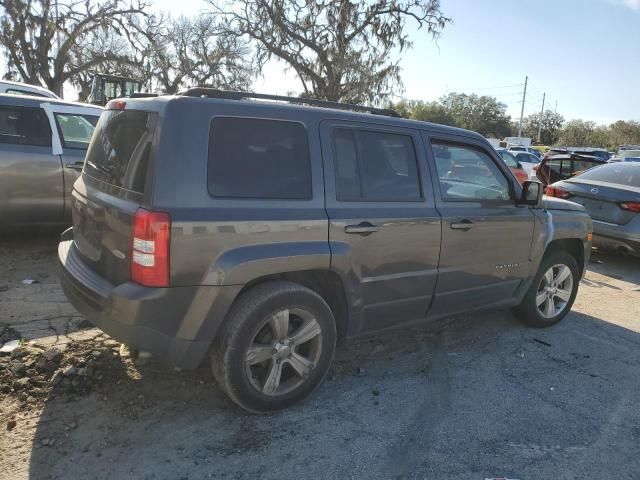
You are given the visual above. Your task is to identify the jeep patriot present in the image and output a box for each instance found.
[58,90,592,412]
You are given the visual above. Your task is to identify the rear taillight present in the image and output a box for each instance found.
[546,185,573,199]
[619,201,640,213]
[131,208,170,287]
[106,100,126,110]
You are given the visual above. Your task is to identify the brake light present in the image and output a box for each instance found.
[619,201,640,213]
[106,100,126,110]
[546,185,573,199]
[131,208,170,287]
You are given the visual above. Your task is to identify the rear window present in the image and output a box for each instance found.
[208,117,311,199]
[84,110,156,194]
[576,163,640,187]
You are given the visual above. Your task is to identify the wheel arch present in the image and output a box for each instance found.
[235,269,350,343]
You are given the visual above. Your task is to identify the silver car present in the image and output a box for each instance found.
[0,94,102,227]
[546,162,640,255]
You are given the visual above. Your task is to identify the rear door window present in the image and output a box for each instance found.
[208,117,311,199]
[332,128,422,201]
[54,113,99,149]
[84,110,156,194]
[0,106,51,146]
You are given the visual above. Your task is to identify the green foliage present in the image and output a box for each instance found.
[556,120,640,149]
[521,110,565,145]
[391,92,512,137]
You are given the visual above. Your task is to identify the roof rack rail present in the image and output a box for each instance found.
[178,88,400,118]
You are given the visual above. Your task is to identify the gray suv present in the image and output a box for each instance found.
[58,90,592,412]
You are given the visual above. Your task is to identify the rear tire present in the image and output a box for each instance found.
[513,250,579,328]
[211,281,337,413]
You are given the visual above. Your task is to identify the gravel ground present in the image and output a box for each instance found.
[1,234,640,480]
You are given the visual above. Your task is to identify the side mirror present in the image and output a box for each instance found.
[518,180,543,207]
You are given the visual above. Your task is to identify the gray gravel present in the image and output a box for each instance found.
[1,237,640,480]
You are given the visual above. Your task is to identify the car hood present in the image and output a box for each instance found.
[543,196,586,212]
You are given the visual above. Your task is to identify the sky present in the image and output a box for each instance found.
[73,0,640,124]
[150,0,640,124]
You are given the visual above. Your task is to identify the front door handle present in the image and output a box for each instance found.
[450,219,474,231]
[344,222,380,236]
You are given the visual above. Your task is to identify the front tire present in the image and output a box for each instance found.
[211,281,337,413]
[513,251,580,328]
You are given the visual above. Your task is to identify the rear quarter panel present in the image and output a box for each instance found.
[152,99,331,287]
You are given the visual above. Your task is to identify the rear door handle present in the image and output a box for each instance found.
[344,222,380,236]
[450,220,474,231]
[65,162,84,171]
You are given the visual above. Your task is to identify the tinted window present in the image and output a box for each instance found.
[333,128,421,201]
[432,142,511,201]
[54,113,99,149]
[208,118,311,199]
[84,110,155,194]
[576,163,640,187]
[0,106,51,146]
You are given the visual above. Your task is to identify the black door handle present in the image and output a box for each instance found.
[65,162,84,171]
[344,222,380,236]
[450,219,474,231]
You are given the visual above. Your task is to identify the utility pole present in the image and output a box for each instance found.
[537,92,546,143]
[54,0,62,98]
[518,75,528,138]
[554,100,558,114]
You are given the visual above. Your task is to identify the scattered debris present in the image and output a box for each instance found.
[516,350,525,358]
[533,338,552,347]
[356,367,366,375]
[372,389,380,396]
[0,284,8,292]
[0,339,21,354]
[6,419,16,431]
[21,279,39,285]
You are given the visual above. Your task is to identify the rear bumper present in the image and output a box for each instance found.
[58,230,241,369]
[592,220,640,255]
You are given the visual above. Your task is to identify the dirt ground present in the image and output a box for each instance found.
[1,233,640,480]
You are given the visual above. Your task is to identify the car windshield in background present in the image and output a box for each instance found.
[575,163,640,186]
[620,150,640,158]
[516,153,539,163]
[54,113,99,149]
[498,150,518,168]
[84,110,156,194]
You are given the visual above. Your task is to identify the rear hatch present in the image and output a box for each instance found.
[72,107,158,285]
[563,179,639,225]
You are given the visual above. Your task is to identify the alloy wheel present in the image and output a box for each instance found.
[536,264,574,319]
[244,308,323,396]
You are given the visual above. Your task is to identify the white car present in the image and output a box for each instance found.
[0,80,60,99]
[511,151,541,179]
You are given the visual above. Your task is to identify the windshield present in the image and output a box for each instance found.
[498,150,518,168]
[576,163,640,186]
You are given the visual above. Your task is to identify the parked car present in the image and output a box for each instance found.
[496,148,528,184]
[546,162,640,255]
[609,149,640,163]
[509,145,542,159]
[0,80,60,99]
[0,94,102,227]
[535,152,607,185]
[512,151,541,179]
[569,147,611,162]
[58,90,592,413]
